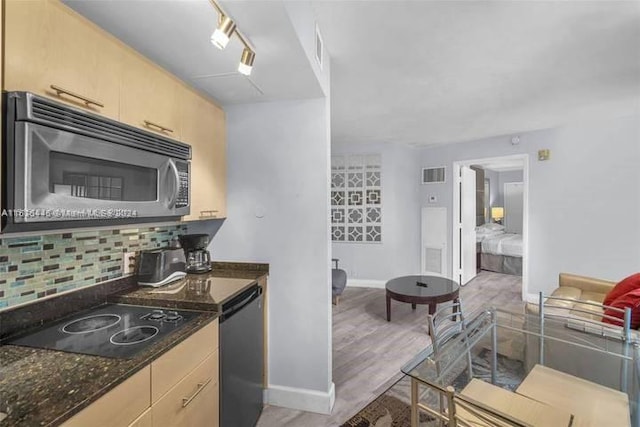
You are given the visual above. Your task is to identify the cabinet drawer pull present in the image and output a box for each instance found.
[182,378,212,408]
[50,85,104,108]
[144,120,174,133]
[199,210,219,219]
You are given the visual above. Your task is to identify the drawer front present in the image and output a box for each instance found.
[151,319,218,403]
[152,350,219,427]
[62,366,151,427]
[128,408,152,427]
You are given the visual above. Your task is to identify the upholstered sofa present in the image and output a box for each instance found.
[526,273,615,319]
[524,273,636,391]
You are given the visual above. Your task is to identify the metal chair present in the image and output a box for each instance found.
[425,299,475,425]
[428,299,474,382]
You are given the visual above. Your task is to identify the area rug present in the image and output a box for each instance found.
[341,350,525,427]
[340,393,433,427]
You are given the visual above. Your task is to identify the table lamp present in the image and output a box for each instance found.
[491,207,504,224]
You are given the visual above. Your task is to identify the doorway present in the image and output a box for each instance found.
[452,155,529,301]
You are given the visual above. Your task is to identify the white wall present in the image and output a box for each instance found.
[419,114,640,297]
[283,1,330,96]
[212,98,334,413]
[496,170,524,206]
[331,143,421,282]
[484,169,500,209]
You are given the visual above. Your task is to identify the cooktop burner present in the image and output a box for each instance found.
[7,304,197,359]
[144,309,183,323]
[110,326,159,346]
[147,312,166,321]
[62,314,122,334]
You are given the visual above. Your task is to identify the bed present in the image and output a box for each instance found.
[476,223,523,276]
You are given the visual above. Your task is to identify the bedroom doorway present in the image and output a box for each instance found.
[452,154,529,301]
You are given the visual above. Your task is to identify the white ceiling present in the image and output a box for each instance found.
[313,0,640,146]
[65,1,640,147]
[63,0,324,105]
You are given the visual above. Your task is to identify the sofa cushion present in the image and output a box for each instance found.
[579,291,607,304]
[602,287,640,329]
[603,273,640,306]
[559,273,615,295]
[527,286,608,318]
[571,299,604,320]
[549,286,582,304]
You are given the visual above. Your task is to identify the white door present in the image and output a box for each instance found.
[458,167,477,285]
[421,207,447,276]
[504,182,524,234]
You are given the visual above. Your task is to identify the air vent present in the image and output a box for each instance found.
[23,94,190,160]
[424,247,443,274]
[422,167,446,184]
[315,24,324,69]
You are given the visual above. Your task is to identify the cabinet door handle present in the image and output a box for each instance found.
[144,120,174,133]
[50,85,104,108]
[199,210,219,219]
[182,378,212,408]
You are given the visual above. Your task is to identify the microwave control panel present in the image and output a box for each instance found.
[176,161,189,208]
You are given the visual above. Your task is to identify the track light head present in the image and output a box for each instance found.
[238,47,256,76]
[211,15,236,49]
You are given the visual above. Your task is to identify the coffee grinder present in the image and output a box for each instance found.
[178,234,212,274]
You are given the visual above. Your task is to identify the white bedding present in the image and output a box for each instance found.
[475,223,505,243]
[481,233,523,257]
[476,229,504,242]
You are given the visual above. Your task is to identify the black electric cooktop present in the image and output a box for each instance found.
[8,304,198,359]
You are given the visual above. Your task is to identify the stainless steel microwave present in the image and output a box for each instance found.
[2,92,191,231]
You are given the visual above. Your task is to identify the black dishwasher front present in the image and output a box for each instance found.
[219,284,264,427]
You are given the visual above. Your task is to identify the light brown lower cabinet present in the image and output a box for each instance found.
[128,408,152,427]
[151,320,218,403]
[61,319,219,427]
[152,351,219,427]
[61,366,151,427]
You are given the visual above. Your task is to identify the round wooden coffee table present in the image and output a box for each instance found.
[385,275,460,321]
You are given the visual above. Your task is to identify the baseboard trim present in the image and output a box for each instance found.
[266,382,335,414]
[347,279,386,289]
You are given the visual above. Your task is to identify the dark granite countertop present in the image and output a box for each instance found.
[111,265,267,311]
[0,261,267,426]
[0,310,217,427]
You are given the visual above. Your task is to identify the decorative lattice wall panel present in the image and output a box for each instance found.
[331,154,382,243]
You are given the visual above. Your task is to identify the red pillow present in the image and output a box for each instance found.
[603,287,640,329]
[603,273,640,306]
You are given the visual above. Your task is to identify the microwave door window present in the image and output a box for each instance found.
[16,122,186,223]
[48,152,158,202]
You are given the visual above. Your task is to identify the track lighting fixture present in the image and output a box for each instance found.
[209,0,257,75]
[211,15,236,49]
[238,48,255,76]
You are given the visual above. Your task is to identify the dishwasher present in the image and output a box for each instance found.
[219,283,264,427]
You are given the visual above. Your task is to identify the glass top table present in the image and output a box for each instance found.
[401,307,638,427]
[385,275,459,321]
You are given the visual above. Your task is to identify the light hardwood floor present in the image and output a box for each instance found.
[257,271,523,427]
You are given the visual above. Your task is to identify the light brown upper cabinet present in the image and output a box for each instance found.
[120,51,182,140]
[181,89,227,220]
[3,0,122,120]
[3,0,226,224]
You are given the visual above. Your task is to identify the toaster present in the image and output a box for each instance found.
[136,248,187,287]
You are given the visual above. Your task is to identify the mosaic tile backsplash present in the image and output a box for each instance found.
[0,225,186,309]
